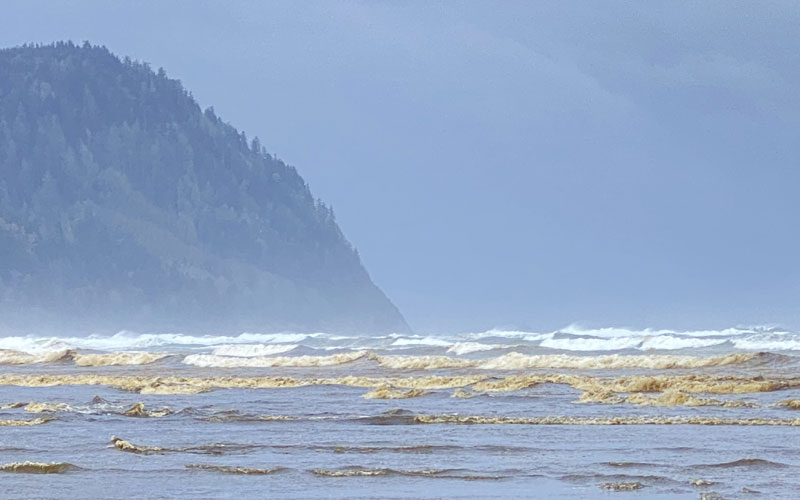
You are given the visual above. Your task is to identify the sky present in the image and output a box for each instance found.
[2,1,799,333]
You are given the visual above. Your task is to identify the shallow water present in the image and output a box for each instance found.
[1,327,799,498]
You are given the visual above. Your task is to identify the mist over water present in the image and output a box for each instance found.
[1,2,798,498]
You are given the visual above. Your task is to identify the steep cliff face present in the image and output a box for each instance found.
[0,42,409,334]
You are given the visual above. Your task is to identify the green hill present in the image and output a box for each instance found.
[0,42,409,334]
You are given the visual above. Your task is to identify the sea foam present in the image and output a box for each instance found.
[182,350,369,368]
[210,344,298,357]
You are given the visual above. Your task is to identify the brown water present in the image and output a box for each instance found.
[1,327,799,498]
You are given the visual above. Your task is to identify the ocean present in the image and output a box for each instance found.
[1,326,799,499]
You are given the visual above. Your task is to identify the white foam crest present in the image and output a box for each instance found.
[0,337,73,354]
[372,354,477,370]
[559,325,759,339]
[0,331,318,352]
[182,350,368,368]
[390,337,451,347]
[477,352,755,370]
[539,336,643,351]
[72,352,170,366]
[211,344,298,357]
[0,349,71,365]
[468,329,545,339]
[110,331,316,348]
[446,342,509,355]
[522,332,556,342]
[639,336,728,351]
[732,338,800,351]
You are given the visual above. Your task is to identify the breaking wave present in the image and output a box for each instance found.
[0,331,317,352]
[600,482,645,491]
[391,337,451,347]
[362,385,429,399]
[0,326,798,372]
[733,337,800,351]
[73,352,169,366]
[0,417,54,426]
[179,351,761,371]
[372,354,477,370]
[0,370,793,397]
[397,414,800,427]
[210,344,298,357]
[578,390,759,408]
[0,348,72,365]
[452,388,479,399]
[24,402,74,413]
[540,337,643,352]
[446,342,509,355]
[0,349,168,366]
[556,325,763,339]
[111,436,166,454]
[640,336,728,351]
[477,352,757,370]
[0,462,78,474]
[777,399,800,410]
[122,402,173,417]
[183,350,368,368]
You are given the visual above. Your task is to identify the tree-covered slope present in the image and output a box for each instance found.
[0,42,409,334]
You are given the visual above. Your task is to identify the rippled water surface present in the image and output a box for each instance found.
[1,326,799,498]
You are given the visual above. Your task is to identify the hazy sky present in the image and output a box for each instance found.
[2,1,799,332]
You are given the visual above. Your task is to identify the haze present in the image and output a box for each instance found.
[2,1,798,333]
